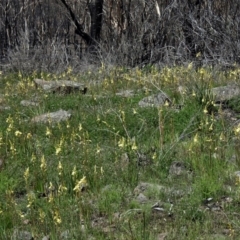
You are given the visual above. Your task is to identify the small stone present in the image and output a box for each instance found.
[138,91,171,108]
[60,230,70,239]
[136,193,148,204]
[134,182,165,195]
[169,161,187,176]
[12,230,33,240]
[42,236,50,240]
[212,84,240,102]
[34,79,87,94]
[21,100,39,107]
[137,152,152,166]
[157,232,168,240]
[0,105,10,110]
[31,109,71,124]
[119,153,129,169]
[116,90,135,97]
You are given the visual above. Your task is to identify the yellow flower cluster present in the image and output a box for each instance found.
[73,176,87,193]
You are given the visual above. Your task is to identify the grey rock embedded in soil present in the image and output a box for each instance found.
[119,153,129,170]
[42,236,50,240]
[156,232,168,240]
[12,230,33,240]
[34,79,87,94]
[20,100,39,107]
[211,84,240,102]
[137,152,153,166]
[60,230,70,239]
[216,108,239,125]
[116,89,135,97]
[136,193,148,204]
[31,109,71,123]
[168,161,188,177]
[134,182,166,196]
[0,105,10,110]
[138,91,171,107]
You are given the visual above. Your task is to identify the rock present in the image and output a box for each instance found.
[136,193,148,204]
[20,100,39,107]
[42,236,50,240]
[138,91,171,107]
[168,161,188,177]
[0,106,10,110]
[12,230,33,240]
[60,230,70,239]
[211,84,240,102]
[134,182,165,196]
[137,152,152,166]
[202,197,225,211]
[119,153,129,170]
[31,109,71,124]
[34,79,87,94]
[216,108,239,125]
[116,90,135,97]
[157,232,168,240]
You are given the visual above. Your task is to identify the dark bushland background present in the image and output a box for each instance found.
[0,0,239,72]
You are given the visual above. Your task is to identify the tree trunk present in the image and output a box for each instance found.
[59,0,103,50]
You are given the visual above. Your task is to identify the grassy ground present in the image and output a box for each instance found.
[1,65,240,239]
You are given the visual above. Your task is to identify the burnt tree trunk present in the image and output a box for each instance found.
[59,0,103,50]
[89,0,103,42]
[182,0,203,58]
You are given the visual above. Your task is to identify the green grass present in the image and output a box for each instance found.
[0,66,240,239]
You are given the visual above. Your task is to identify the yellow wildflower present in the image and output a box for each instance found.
[15,130,22,137]
[24,167,29,183]
[26,133,32,139]
[58,161,63,176]
[72,166,77,177]
[40,155,47,172]
[58,184,67,194]
[209,123,213,131]
[46,127,51,136]
[234,124,240,134]
[27,191,36,208]
[96,144,101,154]
[193,133,198,143]
[131,139,138,150]
[53,210,62,225]
[39,209,46,223]
[74,176,87,193]
[118,137,126,148]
